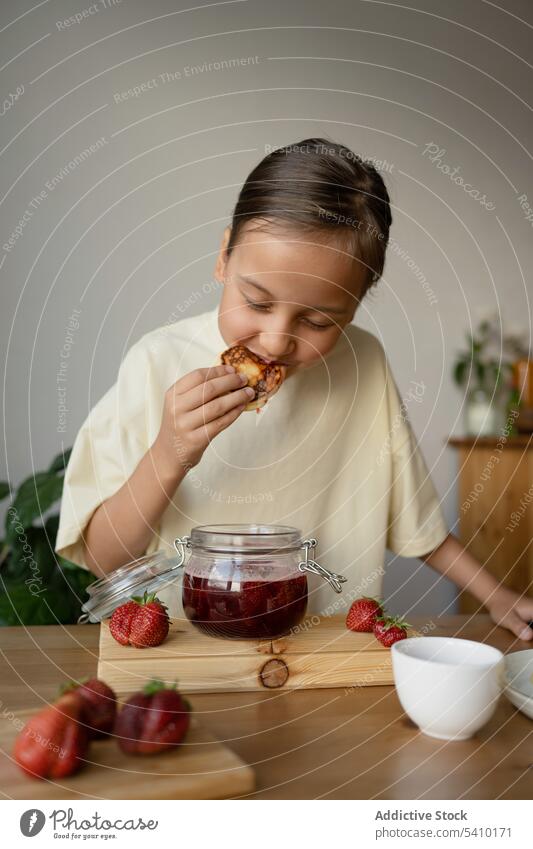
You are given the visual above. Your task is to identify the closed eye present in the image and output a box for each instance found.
[244,299,334,330]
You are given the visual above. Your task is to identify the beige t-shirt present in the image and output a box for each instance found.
[55,305,448,617]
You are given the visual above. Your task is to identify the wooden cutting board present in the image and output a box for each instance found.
[98,613,419,696]
[0,709,254,799]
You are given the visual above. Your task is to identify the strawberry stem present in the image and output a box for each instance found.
[58,676,89,695]
[58,679,77,695]
[130,590,168,609]
[143,678,178,696]
[377,614,411,630]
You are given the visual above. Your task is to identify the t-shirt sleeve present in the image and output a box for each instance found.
[384,364,449,557]
[55,339,161,571]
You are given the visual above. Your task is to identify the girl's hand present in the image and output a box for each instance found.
[485,586,533,641]
[153,365,255,472]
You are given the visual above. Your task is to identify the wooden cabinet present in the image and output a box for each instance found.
[449,436,533,613]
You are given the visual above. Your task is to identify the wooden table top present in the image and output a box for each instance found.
[1,615,531,799]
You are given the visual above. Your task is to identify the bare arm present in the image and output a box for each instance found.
[422,532,533,641]
[82,439,186,577]
[82,364,254,577]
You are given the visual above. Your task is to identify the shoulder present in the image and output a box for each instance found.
[123,308,218,373]
[342,323,386,354]
[333,323,388,374]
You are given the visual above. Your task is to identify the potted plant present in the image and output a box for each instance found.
[0,449,95,626]
[453,318,528,436]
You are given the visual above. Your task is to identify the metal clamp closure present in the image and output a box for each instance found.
[173,535,191,566]
[298,538,347,593]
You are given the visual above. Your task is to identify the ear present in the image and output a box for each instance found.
[214,226,232,284]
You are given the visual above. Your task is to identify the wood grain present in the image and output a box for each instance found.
[1,616,531,799]
[450,440,533,613]
[97,615,419,695]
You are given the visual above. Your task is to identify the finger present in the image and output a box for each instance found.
[518,621,533,641]
[193,400,247,440]
[503,612,533,641]
[188,385,254,428]
[182,372,249,413]
[174,365,234,396]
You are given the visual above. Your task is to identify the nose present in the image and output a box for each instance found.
[259,330,296,361]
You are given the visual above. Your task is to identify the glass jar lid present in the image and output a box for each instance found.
[78,549,182,623]
[189,524,302,554]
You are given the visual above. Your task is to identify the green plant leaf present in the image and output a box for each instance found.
[48,448,72,474]
[6,473,64,540]
[0,482,10,502]
[0,444,95,626]
[7,526,56,584]
[492,364,502,390]
[48,567,92,623]
[59,562,95,596]
[0,580,44,626]
[453,359,469,387]
[44,514,60,546]
[56,554,82,572]
[0,560,93,626]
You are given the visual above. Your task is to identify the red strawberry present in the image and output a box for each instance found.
[114,679,190,755]
[109,591,169,648]
[60,678,117,738]
[346,597,384,632]
[13,691,89,779]
[373,615,410,647]
[108,600,138,646]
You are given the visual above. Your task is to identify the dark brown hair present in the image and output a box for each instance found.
[226,137,392,295]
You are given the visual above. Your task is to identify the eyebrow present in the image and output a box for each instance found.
[240,276,349,315]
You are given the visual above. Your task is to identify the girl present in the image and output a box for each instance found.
[56,137,533,639]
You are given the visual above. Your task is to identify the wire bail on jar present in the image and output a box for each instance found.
[298,538,347,593]
[174,535,191,564]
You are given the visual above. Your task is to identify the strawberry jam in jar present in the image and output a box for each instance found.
[176,524,346,639]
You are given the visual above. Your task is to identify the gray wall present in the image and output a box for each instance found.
[2,0,531,617]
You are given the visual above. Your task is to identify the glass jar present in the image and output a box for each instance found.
[79,524,347,639]
[179,524,346,639]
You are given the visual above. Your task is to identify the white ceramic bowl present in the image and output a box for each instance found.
[391,636,504,741]
[503,649,533,720]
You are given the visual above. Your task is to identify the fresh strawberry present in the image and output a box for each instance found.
[109,591,169,648]
[13,691,89,780]
[346,597,384,632]
[373,615,410,647]
[114,679,190,755]
[60,678,117,738]
[108,600,139,646]
[128,592,169,648]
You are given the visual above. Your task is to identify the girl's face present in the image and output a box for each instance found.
[214,222,367,377]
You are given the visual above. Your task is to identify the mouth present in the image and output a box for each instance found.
[251,353,294,367]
